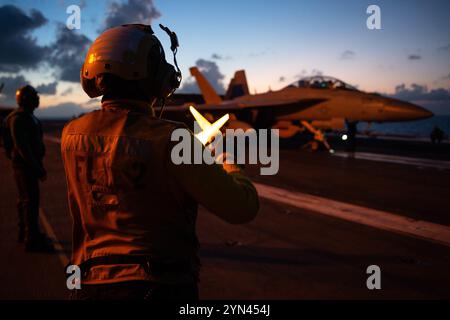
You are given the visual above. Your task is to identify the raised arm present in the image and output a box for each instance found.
[168,131,259,224]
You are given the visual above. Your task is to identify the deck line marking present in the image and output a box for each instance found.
[46,135,450,247]
[333,151,450,170]
[254,183,450,247]
[39,208,70,267]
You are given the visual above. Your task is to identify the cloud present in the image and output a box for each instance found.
[35,102,98,119]
[310,69,323,76]
[0,75,29,105]
[58,0,87,8]
[0,5,48,72]
[295,69,324,79]
[408,54,422,60]
[179,59,226,94]
[389,83,450,115]
[49,24,91,82]
[85,98,101,106]
[211,53,231,61]
[340,50,356,60]
[101,0,161,31]
[248,50,269,58]
[391,84,450,102]
[178,81,200,94]
[36,82,57,95]
[0,75,59,105]
[61,87,74,96]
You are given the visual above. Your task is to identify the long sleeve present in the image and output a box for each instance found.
[10,115,45,177]
[167,131,259,225]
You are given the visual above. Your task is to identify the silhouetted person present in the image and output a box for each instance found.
[2,85,54,252]
[430,126,444,144]
[62,24,259,300]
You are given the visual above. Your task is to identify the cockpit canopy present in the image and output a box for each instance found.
[285,76,358,91]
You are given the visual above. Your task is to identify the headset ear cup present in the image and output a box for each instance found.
[157,62,180,98]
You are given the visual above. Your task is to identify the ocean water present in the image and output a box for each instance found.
[357,116,450,138]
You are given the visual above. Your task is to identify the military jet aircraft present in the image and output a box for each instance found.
[160,68,433,148]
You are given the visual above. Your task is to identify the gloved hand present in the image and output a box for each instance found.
[214,152,243,174]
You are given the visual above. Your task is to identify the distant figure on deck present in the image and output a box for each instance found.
[2,85,54,252]
[430,126,444,144]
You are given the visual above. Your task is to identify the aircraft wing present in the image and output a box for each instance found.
[156,98,327,127]
[160,98,326,113]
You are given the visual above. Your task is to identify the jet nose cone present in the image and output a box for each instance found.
[384,100,434,120]
[418,106,434,119]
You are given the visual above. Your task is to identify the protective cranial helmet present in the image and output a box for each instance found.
[81,24,181,99]
[16,85,39,109]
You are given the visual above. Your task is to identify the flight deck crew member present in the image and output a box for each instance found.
[61,24,259,300]
[2,85,54,252]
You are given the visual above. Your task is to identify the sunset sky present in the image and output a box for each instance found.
[0,0,449,116]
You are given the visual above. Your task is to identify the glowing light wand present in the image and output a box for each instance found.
[189,106,229,146]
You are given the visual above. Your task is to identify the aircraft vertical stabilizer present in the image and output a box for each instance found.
[225,70,249,99]
[189,67,222,104]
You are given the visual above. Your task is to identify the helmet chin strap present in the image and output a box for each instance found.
[158,24,182,118]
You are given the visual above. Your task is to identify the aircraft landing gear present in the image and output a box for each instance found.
[300,121,331,152]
